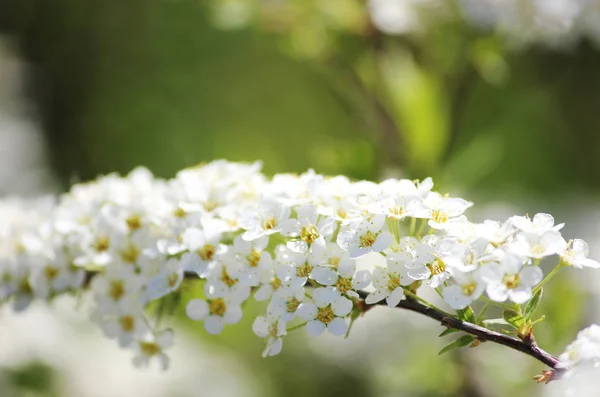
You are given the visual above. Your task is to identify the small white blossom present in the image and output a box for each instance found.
[337,215,393,258]
[561,239,600,269]
[481,255,543,304]
[297,288,353,336]
[186,297,243,335]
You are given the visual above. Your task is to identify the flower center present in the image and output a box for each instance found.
[430,259,446,275]
[209,298,227,316]
[221,268,237,287]
[336,277,353,294]
[270,277,282,291]
[173,207,187,218]
[167,273,179,288]
[139,342,160,356]
[126,215,142,231]
[287,298,301,313]
[390,206,405,217]
[121,244,140,264]
[328,256,340,268]
[203,200,218,212]
[268,323,279,338]
[296,263,313,278]
[44,266,59,280]
[198,244,215,261]
[300,225,320,244]
[109,281,125,300]
[462,282,477,296]
[336,208,348,219]
[316,305,335,324]
[387,273,402,291]
[248,250,261,267]
[18,279,32,294]
[503,274,520,289]
[93,236,110,252]
[431,210,448,224]
[531,244,546,255]
[359,231,377,248]
[120,315,135,332]
[263,217,277,230]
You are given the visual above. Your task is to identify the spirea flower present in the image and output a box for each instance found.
[1,159,598,370]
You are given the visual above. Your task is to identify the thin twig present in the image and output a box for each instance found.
[356,290,565,376]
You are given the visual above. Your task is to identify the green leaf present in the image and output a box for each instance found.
[456,307,477,323]
[438,335,475,355]
[439,328,461,337]
[524,288,543,321]
[503,309,525,329]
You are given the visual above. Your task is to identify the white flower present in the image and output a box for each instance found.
[91,265,144,310]
[179,222,225,276]
[311,257,371,298]
[28,249,85,299]
[96,296,149,347]
[442,269,486,310]
[296,288,353,336]
[442,238,490,273]
[231,235,273,286]
[403,238,451,288]
[145,258,184,301]
[239,199,292,241]
[337,215,393,258]
[481,254,543,304]
[365,257,407,307]
[268,286,305,321]
[133,329,174,370]
[561,239,600,269]
[510,230,567,259]
[475,219,516,245]
[511,213,564,235]
[282,204,334,253]
[416,192,473,230]
[186,297,243,334]
[558,324,600,368]
[252,312,287,358]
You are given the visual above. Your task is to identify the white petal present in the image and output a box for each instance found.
[486,283,508,302]
[332,296,353,316]
[407,267,430,281]
[306,320,326,337]
[224,305,243,324]
[508,288,532,304]
[365,289,387,304]
[386,287,404,307]
[204,316,225,334]
[313,287,337,307]
[372,232,393,252]
[311,267,338,286]
[186,299,208,321]
[327,317,348,336]
[520,266,543,287]
[253,317,270,338]
[181,228,205,251]
[296,302,318,320]
[263,337,283,357]
[352,270,372,289]
[442,285,470,310]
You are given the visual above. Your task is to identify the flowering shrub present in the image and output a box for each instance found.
[0,160,598,381]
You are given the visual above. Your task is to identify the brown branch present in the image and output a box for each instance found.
[85,270,566,380]
[356,290,565,379]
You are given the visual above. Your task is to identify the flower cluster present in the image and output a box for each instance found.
[0,160,598,372]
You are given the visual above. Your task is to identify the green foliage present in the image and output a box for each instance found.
[439,335,475,356]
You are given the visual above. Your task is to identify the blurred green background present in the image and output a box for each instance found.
[1,1,600,396]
